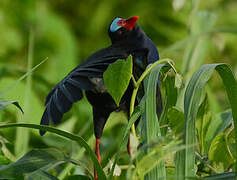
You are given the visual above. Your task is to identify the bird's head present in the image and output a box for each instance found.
[108,16,139,44]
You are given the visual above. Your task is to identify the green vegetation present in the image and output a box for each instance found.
[0,0,237,179]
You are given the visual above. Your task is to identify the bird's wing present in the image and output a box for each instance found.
[40,46,128,135]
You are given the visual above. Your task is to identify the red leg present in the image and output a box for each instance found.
[94,138,101,180]
[127,136,131,155]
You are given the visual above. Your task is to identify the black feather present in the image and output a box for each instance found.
[39,109,50,136]
[40,46,128,135]
[49,98,63,124]
[55,88,72,113]
[64,82,83,101]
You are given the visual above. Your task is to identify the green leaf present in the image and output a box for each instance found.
[196,95,212,155]
[0,100,23,113]
[103,55,133,106]
[168,106,185,135]
[0,123,107,180]
[141,64,167,180]
[58,136,94,180]
[176,63,237,179]
[208,133,234,169]
[0,155,11,165]
[205,109,233,152]
[0,149,64,178]
[109,107,141,180]
[135,138,182,180]
[160,72,178,135]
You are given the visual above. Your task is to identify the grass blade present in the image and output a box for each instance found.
[177,63,237,179]
[0,100,23,113]
[109,107,141,180]
[0,58,47,98]
[141,64,166,180]
[0,123,107,180]
[15,28,34,157]
[160,72,178,135]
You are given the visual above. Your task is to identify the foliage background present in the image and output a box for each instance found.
[0,0,236,179]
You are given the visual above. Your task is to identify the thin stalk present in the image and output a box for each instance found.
[15,28,34,157]
[129,59,176,136]
[0,58,48,98]
[131,75,138,88]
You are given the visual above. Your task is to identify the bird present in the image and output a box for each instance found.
[40,16,162,179]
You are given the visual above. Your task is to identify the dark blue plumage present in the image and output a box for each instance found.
[40,47,128,135]
[40,18,161,136]
[40,17,162,179]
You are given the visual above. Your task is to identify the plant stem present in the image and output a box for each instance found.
[130,87,139,135]
[131,75,138,88]
[129,58,176,136]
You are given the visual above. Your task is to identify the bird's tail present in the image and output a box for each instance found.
[40,74,94,135]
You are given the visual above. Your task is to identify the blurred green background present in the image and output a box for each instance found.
[0,0,236,178]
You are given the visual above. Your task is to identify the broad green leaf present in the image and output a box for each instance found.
[177,63,237,179]
[160,73,178,135]
[0,149,64,178]
[208,133,234,169]
[205,109,233,152]
[0,100,23,113]
[103,56,133,106]
[196,95,212,155]
[0,123,107,180]
[168,106,185,135]
[26,169,59,180]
